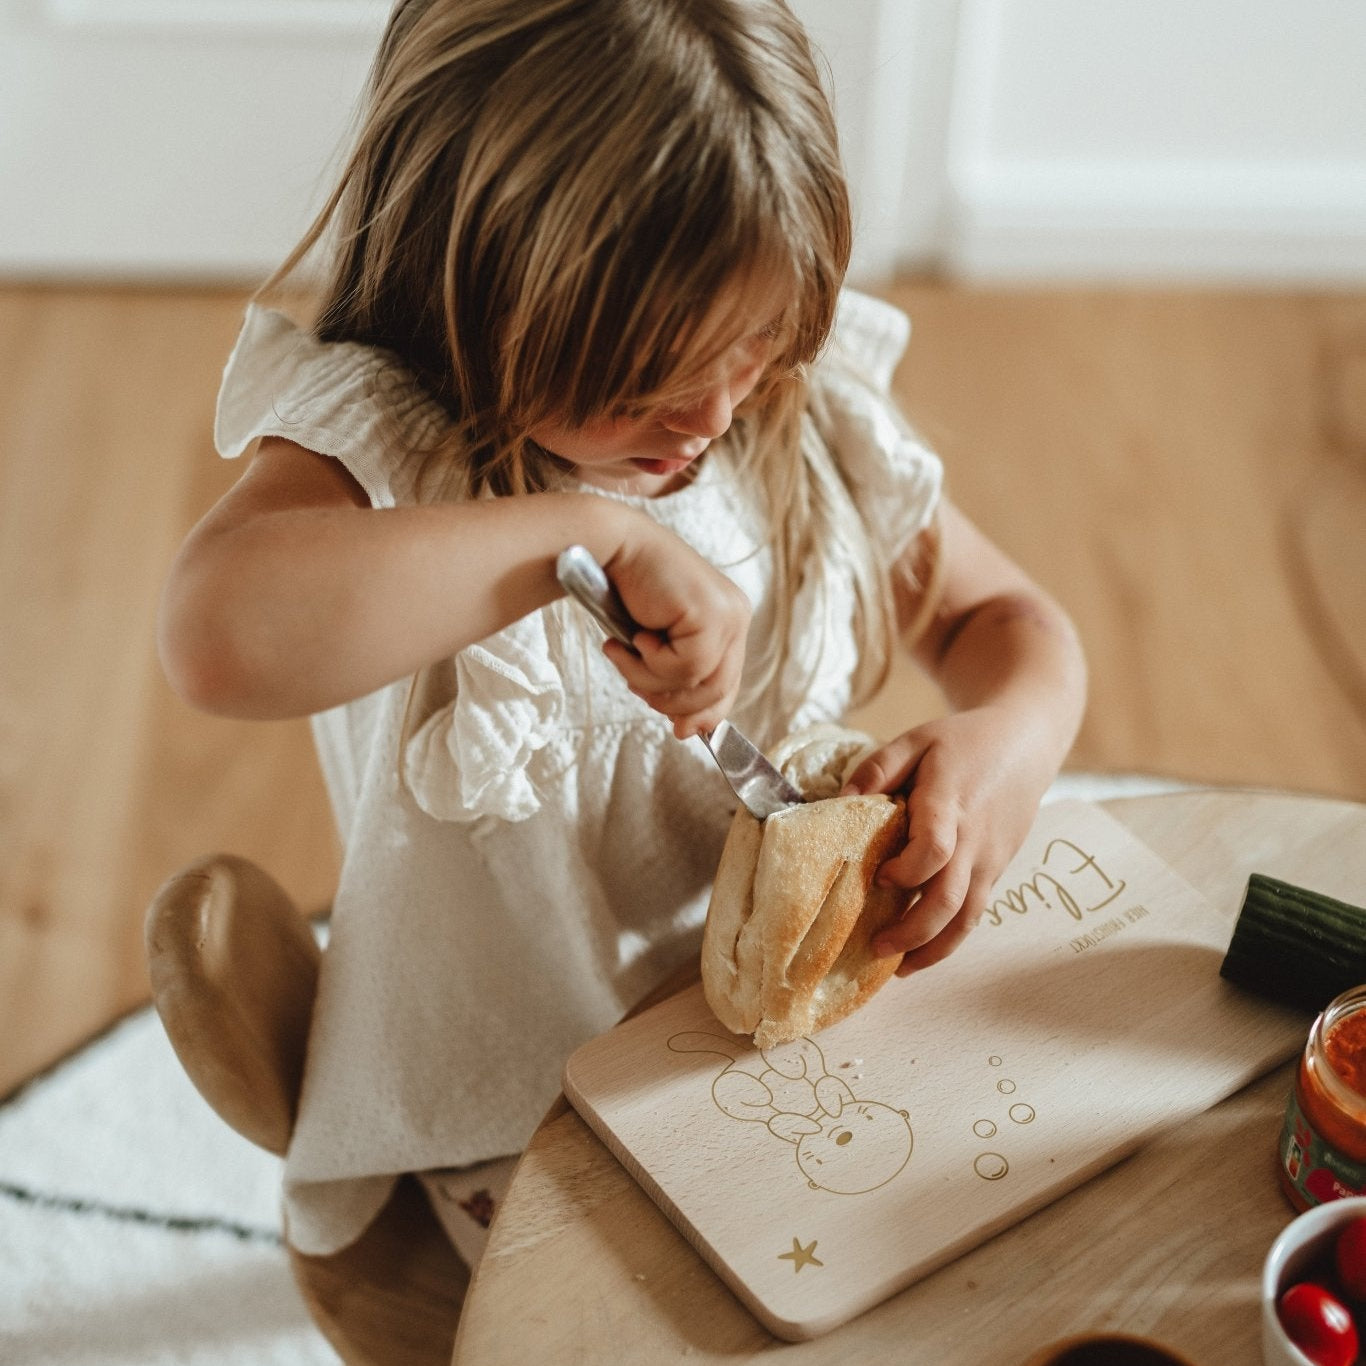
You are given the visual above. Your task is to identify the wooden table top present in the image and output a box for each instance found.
[452,789,1366,1365]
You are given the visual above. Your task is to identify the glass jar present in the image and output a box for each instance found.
[1280,984,1366,1211]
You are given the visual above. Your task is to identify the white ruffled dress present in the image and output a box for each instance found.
[213,288,943,1255]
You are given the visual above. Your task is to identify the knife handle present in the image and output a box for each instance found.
[555,545,642,652]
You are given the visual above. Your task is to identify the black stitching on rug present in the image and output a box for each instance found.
[0,1180,282,1245]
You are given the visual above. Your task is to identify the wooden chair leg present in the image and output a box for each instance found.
[148,853,466,1363]
[288,1174,469,1366]
[146,854,320,1157]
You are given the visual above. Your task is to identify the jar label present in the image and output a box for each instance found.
[1281,1089,1366,1206]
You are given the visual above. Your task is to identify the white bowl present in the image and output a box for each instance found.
[1262,1197,1366,1365]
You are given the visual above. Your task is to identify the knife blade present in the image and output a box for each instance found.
[555,544,804,820]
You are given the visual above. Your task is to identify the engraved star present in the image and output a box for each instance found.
[777,1237,824,1273]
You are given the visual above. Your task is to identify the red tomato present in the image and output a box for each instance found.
[1278,1281,1359,1366]
[1337,1216,1366,1303]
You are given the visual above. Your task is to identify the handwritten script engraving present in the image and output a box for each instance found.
[985,836,1128,928]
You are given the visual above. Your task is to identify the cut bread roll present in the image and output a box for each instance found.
[701,724,912,1047]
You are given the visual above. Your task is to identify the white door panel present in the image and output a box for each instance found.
[791,0,954,280]
[944,0,1366,282]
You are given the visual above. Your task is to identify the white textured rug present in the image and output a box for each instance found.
[0,1004,339,1366]
[0,772,1187,1365]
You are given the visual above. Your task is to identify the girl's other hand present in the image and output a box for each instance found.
[599,526,751,738]
[839,707,1056,975]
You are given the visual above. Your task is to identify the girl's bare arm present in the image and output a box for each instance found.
[904,500,1086,771]
[158,437,750,726]
[842,499,1088,972]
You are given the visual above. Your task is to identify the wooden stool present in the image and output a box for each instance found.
[145,855,467,1366]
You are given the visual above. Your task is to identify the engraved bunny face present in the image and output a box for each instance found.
[796,1101,913,1194]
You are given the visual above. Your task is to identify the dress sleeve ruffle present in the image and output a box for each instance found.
[213,304,449,509]
[401,612,569,824]
[828,289,913,394]
[818,291,945,563]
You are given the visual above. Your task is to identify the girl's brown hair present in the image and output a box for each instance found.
[266,0,905,728]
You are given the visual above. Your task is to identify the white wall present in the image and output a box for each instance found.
[0,0,386,279]
[1,0,1364,285]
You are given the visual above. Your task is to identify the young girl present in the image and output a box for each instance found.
[160,0,1085,1264]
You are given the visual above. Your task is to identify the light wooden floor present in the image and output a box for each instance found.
[2,282,1365,1099]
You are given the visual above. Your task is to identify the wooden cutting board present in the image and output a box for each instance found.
[563,799,1310,1341]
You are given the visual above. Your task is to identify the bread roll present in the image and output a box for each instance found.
[701,724,912,1047]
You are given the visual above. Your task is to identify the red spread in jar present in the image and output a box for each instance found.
[1325,1013,1366,1097]
[1280,986,1366,1211]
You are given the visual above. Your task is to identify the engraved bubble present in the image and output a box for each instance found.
[974,1152,1009,1181]
[988,1055,1002,1067]
[996,1079,1017,1095]
[973,1119,997,1139]
[1009,1104,1036,1125]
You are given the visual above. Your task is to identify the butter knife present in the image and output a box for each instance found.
[555,545,804,820]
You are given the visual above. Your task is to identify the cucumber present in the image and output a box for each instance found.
[1219,873,1366,1013]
